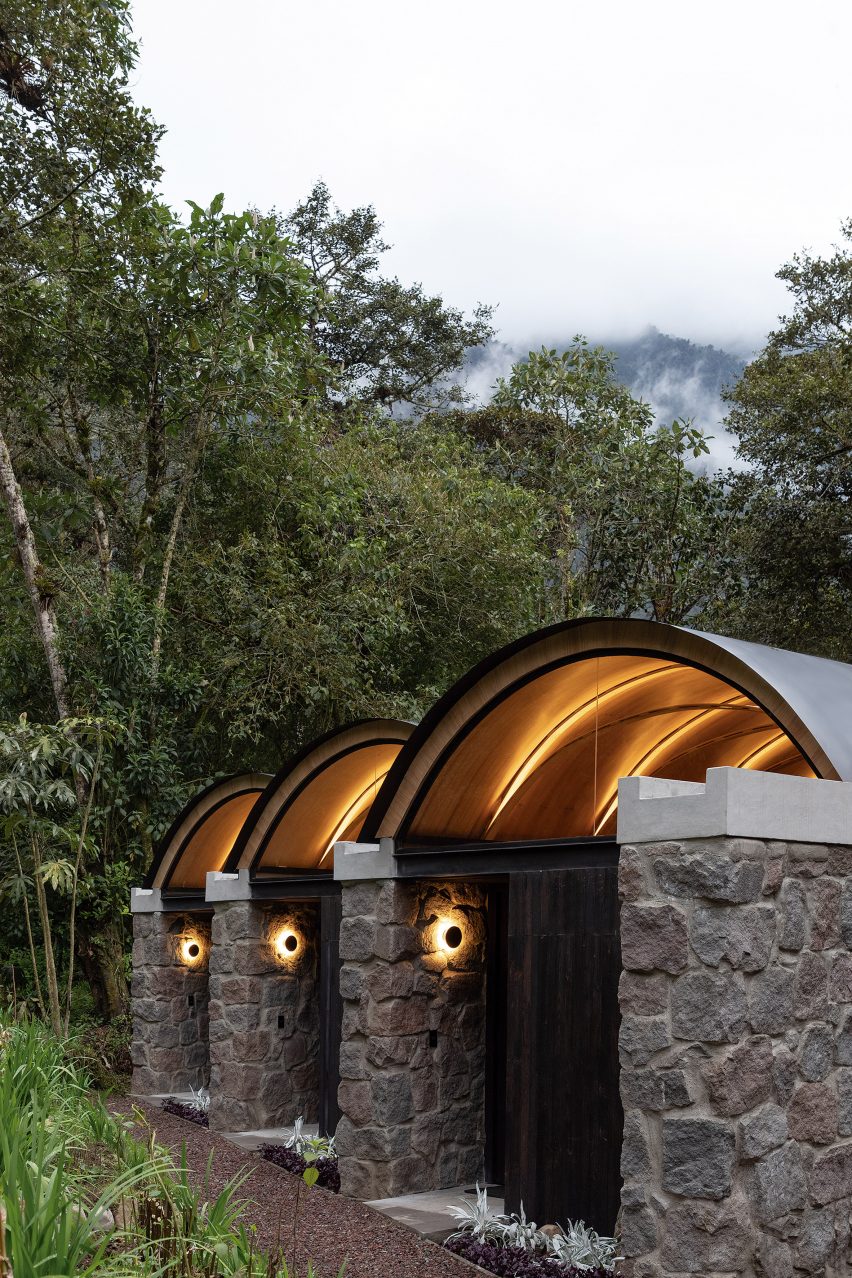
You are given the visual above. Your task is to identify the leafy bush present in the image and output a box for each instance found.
[282,1114,336,1159]
[162,1096,210,1127]
[259,1115,339,1193]
[65,1014,132,1091]
[0,1015,339,1276]
[0,1018,155,1278]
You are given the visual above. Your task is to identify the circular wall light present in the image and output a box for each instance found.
[274,928,301,960]
[180,936,203,965]
[440,922,464,951]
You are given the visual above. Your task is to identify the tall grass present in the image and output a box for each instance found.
[0,1017,335,1277]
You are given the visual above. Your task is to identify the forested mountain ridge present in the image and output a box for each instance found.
[465,327,748,431]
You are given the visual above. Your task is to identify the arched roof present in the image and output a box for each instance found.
[362,619,852,844]
[225,720,414,876]
[147,773,271,890]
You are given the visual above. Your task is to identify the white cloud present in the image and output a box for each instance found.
[131,0,852,351]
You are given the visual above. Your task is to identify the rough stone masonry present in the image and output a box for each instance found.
[131,911,211,1095]
[618,827,852,1277]
[207,900,320,1132]
[335,878,487,1200]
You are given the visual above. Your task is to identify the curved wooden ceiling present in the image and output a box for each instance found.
[148,775,271,890]
[225,720,414,874]
[362,619,852,844]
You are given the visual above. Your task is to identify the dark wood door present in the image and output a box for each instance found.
[504,865,621,1231]
[484,884,508,1186]
[318,893,342,1136]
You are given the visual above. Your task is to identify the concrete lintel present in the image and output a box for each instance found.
[618,765,852,846]
[205,869,252,902]
[333,837,397,880]
[130,886,163,913]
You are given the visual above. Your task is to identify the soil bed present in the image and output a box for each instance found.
[109,1099,480,1278]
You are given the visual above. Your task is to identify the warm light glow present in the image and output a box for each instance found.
[318,771,391,865]
[591,696,753,834]
[163,787,266,890]
[483,664,678,834]
[252,732,410,873]
[180,936,204,965]
[403,651,816,844]
[273,927,301,960]
[737,732,788,769]
[438,920,464,952]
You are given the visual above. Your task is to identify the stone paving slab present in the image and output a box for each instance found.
[367,1186,506,1241]
[222,1123,319,1152]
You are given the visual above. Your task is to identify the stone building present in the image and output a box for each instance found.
[131,618,852,1276]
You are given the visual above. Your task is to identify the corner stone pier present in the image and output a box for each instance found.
[207,900,320,1132]
[130,910,211,1095]
[616,767,852,1278]
[335,875,487,1200]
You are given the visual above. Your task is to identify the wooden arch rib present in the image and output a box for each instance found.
[362,619,851,844]
[147,774,271,890]
[225,720,414,876]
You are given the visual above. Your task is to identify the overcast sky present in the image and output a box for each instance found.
[132,0,851,354]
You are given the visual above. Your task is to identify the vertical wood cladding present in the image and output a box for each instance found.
[505,865,622,1231]
[319,893,343,1136]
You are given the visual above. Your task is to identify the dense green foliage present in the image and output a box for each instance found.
[706,221,852,659]
[0,0,850,1022]
[0,1016,334,1275]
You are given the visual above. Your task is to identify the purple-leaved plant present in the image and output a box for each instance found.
[259,1143,341,1194]
[445,1236,612,1278]
[161,1097,209,1127]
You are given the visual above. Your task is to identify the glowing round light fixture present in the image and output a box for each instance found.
[180,936,203,965]
[274,928,300,960]
[440,922,463,951]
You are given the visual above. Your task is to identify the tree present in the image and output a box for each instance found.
[450,341,731,623]
[284,181,494,411]
[165,412,549,762]
[713,222,852,659]
[0,3,318,1015]
[6,196,319,1013]
[0,717,108,1035]
[0,0,160,721]
[726,221,852,482]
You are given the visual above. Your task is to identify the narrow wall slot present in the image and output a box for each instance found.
[429,1029,438,1048]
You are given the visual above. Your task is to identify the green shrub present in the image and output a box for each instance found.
[65,1013,132,1092]
[0,1015,340,1277]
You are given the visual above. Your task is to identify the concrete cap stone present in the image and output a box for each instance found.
[205,869,251,901]
[130,886,163,913]
[334,838,396,881]
[618,767,852,847]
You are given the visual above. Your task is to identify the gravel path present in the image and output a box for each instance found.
[109,1099,477,1278]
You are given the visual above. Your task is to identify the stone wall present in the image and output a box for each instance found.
[131,912,211,1095]
[336,879,487,1199]
[618,835,852,1277]
[207,901,319,1132]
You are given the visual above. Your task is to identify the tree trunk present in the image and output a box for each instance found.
[0,425,71,719]
[13,836,46,1020]
[0,424,118,1020]
[150,423,207,679]
[29,830,63,1037]
[77,916,129,1020]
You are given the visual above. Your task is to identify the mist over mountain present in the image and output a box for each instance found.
[463,327,749,468]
